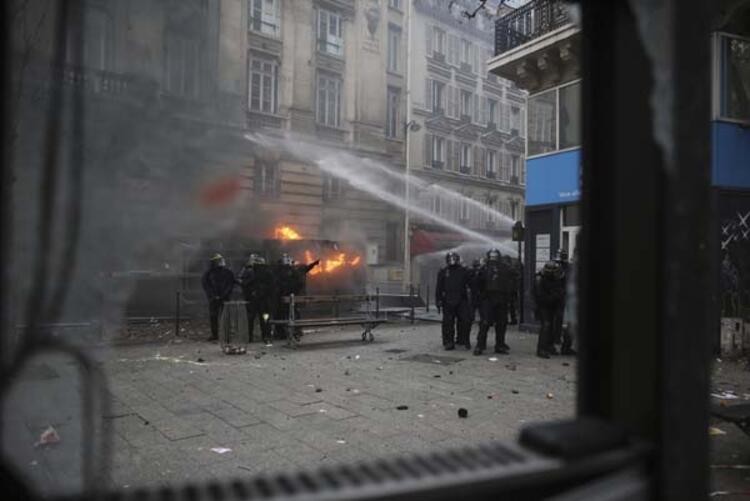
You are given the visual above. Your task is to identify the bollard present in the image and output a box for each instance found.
[175,291,181,337]
[409,285,415,324]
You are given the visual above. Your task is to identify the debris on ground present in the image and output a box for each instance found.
[417,414,425,418]
[34,426,60,447]
[562,362,570,367]
[458,408,468,418]
[396,405,409,410]
[710,464,750,470]
[546,393,554,399]
[210,447,232,454]
[336,439,347,444]
[377,366,383,371]
[196,357,205,363]
[711,391,739,400]
[506,364,517,371]
[344,370,350,376]
[222,346,246,355]
[512,390,519,394]
[315,388,323,393]
[488,357,498,362]
[487,395,494,399]
[433,375,441,378]
[709,426,727,436]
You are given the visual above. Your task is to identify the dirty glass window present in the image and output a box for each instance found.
[249,56,278,113]
[165,33,201,99]
[316,73,341,127]
[386,86,401,138]
[559,81,581,149]
[720,34,750,121]
[527,89,556,156]
[388,25,401,73]
[318,8,343,56]
[249,0,281,37]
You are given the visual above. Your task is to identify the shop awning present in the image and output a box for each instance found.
[411,229,467,256]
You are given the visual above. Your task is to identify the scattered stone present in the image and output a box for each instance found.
[457,408,468,418]
[562,362,570,367]
[377,366,383,371]
[336,439,347,444]
[396,405,409,411]
[449,371,454,375]
[506,364,517,371]
[210,447,232,454]
[487,395,494,399]
[344,370,350,376]
[709,426,727,436]
[488,357,498,362]
[546,393,554,399]
[34,426,61,447]
[512,390,519,395]
[433,375,441,378]
[315,388,323,393]
[196,357,205,363]
[417,414,425,418]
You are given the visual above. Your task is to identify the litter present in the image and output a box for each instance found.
[376,366,383,371]
[709,426,727,436]
[336,439,347,444]
[396,405,409,410]
[264,343,273,347]
[562,362,570,367]
[210,447,232,454]
[433,375,441,378]
[512,390,519,394]
[319,409,327,413]
[196,357,205,363]
[711,391,739,400]
[488,357,498,362]
[222,346,246,355]
[457,408,468,418]
[417,414,425,418]
[487,395,494,399]
[34,426,60,447]
[355,355,360,360]
[506,364,517,371]
[315,388,323,393]
[546,393,554,399]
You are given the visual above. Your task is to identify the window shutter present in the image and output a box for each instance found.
[453,141,460,171]
[473,146,481,175]
[425,78,432,111]
[452,87,459,118]
[473,94,480,124]
[447,140,454,170]
[426,25,433,57]
[481,97,488,125]
[501,102,510,130]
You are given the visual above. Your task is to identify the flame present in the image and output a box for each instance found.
[275,226,302,240]
[274,225,362,276]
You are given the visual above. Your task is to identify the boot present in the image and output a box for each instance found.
[495,345,509,355]
[473,347,483,356]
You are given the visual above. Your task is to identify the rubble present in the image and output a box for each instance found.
[458,408,468,418]
[34,426,60,447]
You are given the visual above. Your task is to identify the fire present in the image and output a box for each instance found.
[275,226,301,240]
[276,225,363,276]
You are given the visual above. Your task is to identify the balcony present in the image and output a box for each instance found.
[459,165,471,175]
[486,170,497,180]
[489,0,580,93]
[431,160,445,170]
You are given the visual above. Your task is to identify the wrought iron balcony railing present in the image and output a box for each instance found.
[494,0,571,55]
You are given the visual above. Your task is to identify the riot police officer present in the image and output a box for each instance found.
[435,252,472,350]
[552,249,571,353]
[201,253,235,341]
[274,253,320,339]
[534,260,565,358]
[238,253,276,345]
[468,259,483,327]
[474,248,513,356]
[504,255,520,325]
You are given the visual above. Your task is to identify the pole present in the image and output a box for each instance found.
[402,0,413,291]
[517,240,524,324]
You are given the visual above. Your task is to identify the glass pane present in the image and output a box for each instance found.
[528,89,556,155]
[559,82,581,149]
[723,36,750,120]
[251,73,261,110]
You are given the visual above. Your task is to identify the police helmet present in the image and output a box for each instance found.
[210,253,226,267]
[446,251,460,266]
[280,253,293,266]
[486,248,501,262]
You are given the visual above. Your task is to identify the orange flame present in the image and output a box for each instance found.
[275,225,363,276]
[275,226,302,240]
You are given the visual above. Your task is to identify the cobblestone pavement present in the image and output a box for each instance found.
[4,322,577,494]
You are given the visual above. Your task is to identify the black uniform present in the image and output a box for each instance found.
[534,262,565,358]
[475,259,513,354]
[468,263,482,326]
[274,261,319,339]
[238,263,276,343]
[552,259,569,346]
[436,263,472,349]
[506,259,520,325]
[201,263,235,340]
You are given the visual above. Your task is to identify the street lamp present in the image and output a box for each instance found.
[512,220,525,324]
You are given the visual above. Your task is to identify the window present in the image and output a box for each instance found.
[317,74,342,127]
[255,162,278,197]
[528,89,556,155]
[510,105,522,135]
[448,34,459,66]
[460,198,470,221]
[487,98,498,125]
[719,34,750,121]
[433,195,442,214]
[318,9,343,56]
[460,143,472,173]
[248,0,280,37]
[559,81,582,148]
[429,135,445,168]
[322,173,343,200]
[500,101,511,131]
[434,27,446,56]
[165,33,201,99]
[510,155,520,184]
[527,81,582,156]
[248,56,279,114]
[388,0,402,10]
[460,39,473,71]
[386,87,401,139]
[460,90,472,118]
[428,79,445,113]
[388,25,401,73]
[486,150,496,178]
[67,7,112,70]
